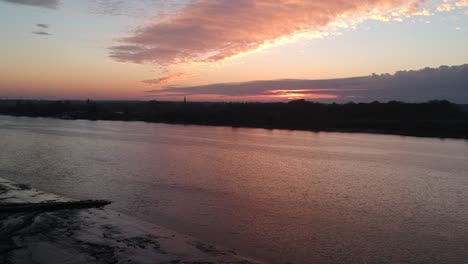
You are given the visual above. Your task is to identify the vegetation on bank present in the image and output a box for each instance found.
[0,99,467,138]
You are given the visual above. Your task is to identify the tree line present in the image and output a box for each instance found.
[0,99,467,138]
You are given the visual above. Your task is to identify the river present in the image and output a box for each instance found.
[1,115,467,263]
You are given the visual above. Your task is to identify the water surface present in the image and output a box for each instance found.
[1,115,467,263]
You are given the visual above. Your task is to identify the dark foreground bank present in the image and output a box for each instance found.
[1,99,467,139]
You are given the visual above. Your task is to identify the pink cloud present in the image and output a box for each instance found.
[437,1,455,11]
[456,0,468,7]
[142,72,186,86]
[110,0,428,66]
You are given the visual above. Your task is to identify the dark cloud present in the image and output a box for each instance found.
[146,78,370,96]
[1,0,60,9]
[36,23,49,28]
[146,64,468,103]
[32,31,51,36]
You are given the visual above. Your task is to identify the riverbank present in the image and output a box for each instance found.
[1,112,468,140]
[1,100,467,139]
[0,178,262,264]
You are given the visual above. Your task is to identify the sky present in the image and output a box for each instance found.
[0,0,467,102]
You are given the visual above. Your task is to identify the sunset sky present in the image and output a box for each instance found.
[1,0,467,101]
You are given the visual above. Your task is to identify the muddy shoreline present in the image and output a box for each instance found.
[0,178,262,264]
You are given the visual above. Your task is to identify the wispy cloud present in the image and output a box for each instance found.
[110,0,434,66]
[145,65,468,103]
[32,31,51,36]
[88,0,188,17]
[0,0,60,9]
[36,23,49,28]
[142,72,187,86]
[33,23,52,35]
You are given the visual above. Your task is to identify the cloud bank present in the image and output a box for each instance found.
[110,0,433,66]
[146,64,468,103]
[0,0,60,9]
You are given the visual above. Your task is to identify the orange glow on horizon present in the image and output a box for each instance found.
[267,89,339,100]
[147,88,340,102]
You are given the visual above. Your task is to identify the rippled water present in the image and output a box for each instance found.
[1,115,468,264]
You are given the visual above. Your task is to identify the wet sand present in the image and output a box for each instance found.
[0,178,262,264]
